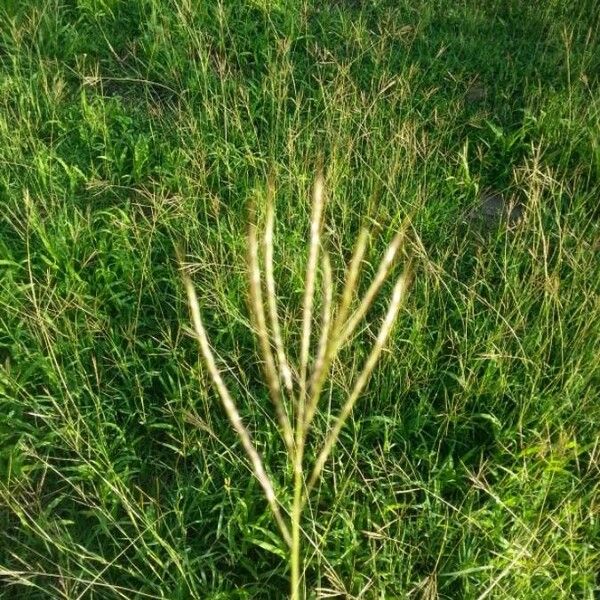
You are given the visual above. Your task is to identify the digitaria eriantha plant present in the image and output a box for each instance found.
[182,172,412,599]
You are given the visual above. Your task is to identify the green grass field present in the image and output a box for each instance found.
[1,1,599,598]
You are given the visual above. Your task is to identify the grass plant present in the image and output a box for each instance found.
[0,1,599,598]
[183,173,411,597]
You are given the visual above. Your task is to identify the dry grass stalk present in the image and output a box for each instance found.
[312,250,333,410]
[298,172,326,410]
[307,269,412,492]
[183,173,411,599]
[183,275,291,547]
[264,185,294,393]
[248,205,294,452]
[339,224,408,347]
[291,172,327,600]
[305,227,369,429]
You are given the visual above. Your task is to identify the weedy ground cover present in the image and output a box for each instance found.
[0,1,598,598]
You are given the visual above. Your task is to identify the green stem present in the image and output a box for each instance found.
[290,441,304,600]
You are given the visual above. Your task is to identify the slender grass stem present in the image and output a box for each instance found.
[308,270,411,493]
[290,436,305,600]
[338,224,409,347]
[311,251,333,407]
[305,228,369,429]
[248,208,294,452]
[298,172,325,416]
[292,172,326,600]
[183,274,292,547]
[264,189,294,393]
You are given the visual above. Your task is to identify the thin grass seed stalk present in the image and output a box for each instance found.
[183,173,411,599]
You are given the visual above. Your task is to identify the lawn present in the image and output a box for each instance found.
[1,1,599,598]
